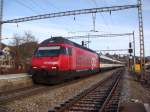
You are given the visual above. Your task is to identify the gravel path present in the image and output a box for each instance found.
[121,70,150,104]
[120,69,150,112]
[0,70,115,112]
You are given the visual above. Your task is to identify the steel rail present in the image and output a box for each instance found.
[54,74,114,112]
[99,70,122,112]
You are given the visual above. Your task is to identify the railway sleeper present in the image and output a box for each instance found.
[80,100,105,105]
[108,100,119,104]
[75,102,101,105]
[69,106,99,111]
[89,91,108,94]
[78,100,102,104]
[104,107,118,112]
[81,97,106,101]
[68,108,98,112]
[72,104,101,108]
[91,89,111,93]
[85,94,106,97]
[84,96,107,99]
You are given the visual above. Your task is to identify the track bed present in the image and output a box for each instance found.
[49,69,124,112]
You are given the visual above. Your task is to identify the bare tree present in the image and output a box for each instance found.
[11,31,38,71]
[10,34,22,70]
[22,31,37,43]
[11,34,23,46]
[22,32,37,59]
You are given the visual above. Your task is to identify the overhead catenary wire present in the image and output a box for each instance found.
[90,0,112,33]
[100,0,114,33]
[14,0,38,13]
[96,49,128,52]
[28,0,47,13]
[43,0,59,11]
[65,33,134,39]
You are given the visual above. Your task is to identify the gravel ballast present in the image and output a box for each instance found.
[1,70,116,112]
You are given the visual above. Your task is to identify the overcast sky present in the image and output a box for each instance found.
[2,0,150,56]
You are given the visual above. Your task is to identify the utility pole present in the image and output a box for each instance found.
[133,31,136,71]
[137,0,146,81]
[0,0,3,50]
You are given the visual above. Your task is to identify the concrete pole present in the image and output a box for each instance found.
[0,0,3,51]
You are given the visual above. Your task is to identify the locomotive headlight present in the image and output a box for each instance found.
[52,66,57,69]
[32,66,37,69]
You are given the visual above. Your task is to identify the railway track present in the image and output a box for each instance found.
[49,69,124,112]
[0,70,113,105]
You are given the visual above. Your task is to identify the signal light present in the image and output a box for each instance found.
[128,48,133,53]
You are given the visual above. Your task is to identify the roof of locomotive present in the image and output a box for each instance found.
[40,37,97,54]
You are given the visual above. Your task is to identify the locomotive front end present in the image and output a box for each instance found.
[31,46,62,83]
[32,46,60,71]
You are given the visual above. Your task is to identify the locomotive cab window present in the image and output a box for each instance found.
[34,46,61,57]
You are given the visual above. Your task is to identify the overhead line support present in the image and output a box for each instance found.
[2,5,138,24]
[137,0,145,82]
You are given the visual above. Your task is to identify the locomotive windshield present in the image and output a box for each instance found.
[34,46,61,57]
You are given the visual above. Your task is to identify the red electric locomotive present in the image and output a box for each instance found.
[31,37,100,84]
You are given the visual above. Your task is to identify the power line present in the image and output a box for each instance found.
[25,0,40,12]
[92,0,98,7]
[96,49,128,52]
[44,0,58,11]
[2,4,138,24]
[28,0,47,12]
[101,0,115,32]
[14,0,37,13]
[90,0,112,33]
[65,33,133,39]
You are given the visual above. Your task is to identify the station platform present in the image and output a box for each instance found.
[0,73,33,93]
[0,73,31,80]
